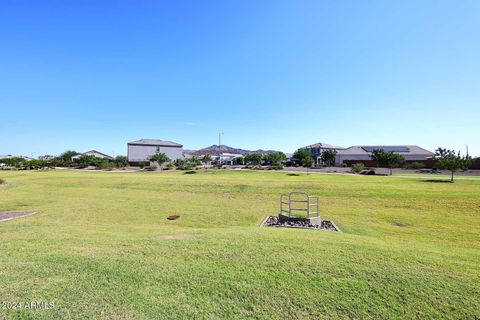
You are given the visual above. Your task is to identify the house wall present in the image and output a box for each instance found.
[128,144,184,163]
[306,147,340,165]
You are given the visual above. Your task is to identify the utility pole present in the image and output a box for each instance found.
[218,132,224,167]
[466,144,469,157]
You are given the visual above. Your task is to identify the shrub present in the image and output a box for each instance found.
[0,178,5,184]
[177,163,194,171]
[114,156,128,168]
[145,166,157,171]
[405,162,425,170]
[98,161,115,170]
[165,162,176,170]
[351,163,365,173]
[269,164,284,171]
[233,157,244,165]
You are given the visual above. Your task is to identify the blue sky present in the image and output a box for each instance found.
[1,0,479,157]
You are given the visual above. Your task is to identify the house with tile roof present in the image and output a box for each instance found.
[302,143,435,166]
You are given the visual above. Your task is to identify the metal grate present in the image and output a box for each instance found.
[280,192,319,219]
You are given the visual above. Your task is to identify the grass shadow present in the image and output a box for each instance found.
[286,173,300,176]
[421,179,453,183]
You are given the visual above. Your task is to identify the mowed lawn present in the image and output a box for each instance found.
[0,170,479,319]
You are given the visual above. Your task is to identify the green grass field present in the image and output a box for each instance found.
[1,170,479,319]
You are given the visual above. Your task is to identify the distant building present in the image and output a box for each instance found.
[127,139,184,165]
[0,155,34,161]
[72,150,113,161]
[303,143,344,165]
[211,152,244,165]
[335,145,435,166]
[302,143,435,166]
[38,155,55,161]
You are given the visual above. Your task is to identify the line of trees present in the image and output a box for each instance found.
[147,153,214,171]
[242,152,288,170]
[0,151,129,170]
[369,147,471,181]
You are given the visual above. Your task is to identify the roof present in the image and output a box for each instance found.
[336,145,435,156]
[72,150,113,160]
[0,155,32,160]
[83,150,113,159]
[304,142,344,149]
[128,139,183,147]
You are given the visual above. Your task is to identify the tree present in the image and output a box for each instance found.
[263,152,287,170]
[371,149,405,175]
[233,156,244,165]
[435,148,471,182]
[190,156,202,166]
[200,154,212,168]
[149,153,170,170]
[293,149,314,168]
[320,150,337,166]
[24,159,47,170]
[244,153,263,166]
[0,157,25,169]
[59,150,79,162]
[75,155,104,168]
[264,152,288,165]
[114,156,128,168]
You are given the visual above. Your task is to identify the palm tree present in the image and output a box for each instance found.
[150,153,170,170]
[201,154,212,169]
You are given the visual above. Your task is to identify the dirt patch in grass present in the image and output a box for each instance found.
[0,211,36,222]
[153,234,197,240]
[391,221,410,227]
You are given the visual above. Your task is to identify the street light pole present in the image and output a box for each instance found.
[218,132,223,167]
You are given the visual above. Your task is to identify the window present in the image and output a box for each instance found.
[156,146,161,153]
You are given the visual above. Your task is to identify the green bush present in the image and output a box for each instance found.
[269,164,284,171]
[177,163,194,171]
[405,162,425,169]
[165,162,176,170]
[351,163,365,173]
[98,161,115,170]
[0,178,5,184]
[114,156,128,168]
